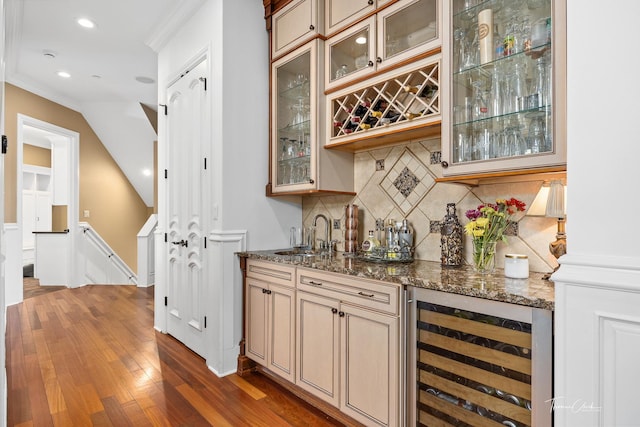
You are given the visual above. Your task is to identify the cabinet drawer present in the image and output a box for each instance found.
[246,260,296,288]
[297,268,400,315]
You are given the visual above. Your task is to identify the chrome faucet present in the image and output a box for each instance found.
[312,214,330,251]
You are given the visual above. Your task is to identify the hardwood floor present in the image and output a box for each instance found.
[23,278,66,300]
[6,285,345,426]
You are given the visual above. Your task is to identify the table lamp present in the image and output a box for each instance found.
[528,179,566,278]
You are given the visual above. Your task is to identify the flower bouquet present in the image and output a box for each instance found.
[465,198,526,274]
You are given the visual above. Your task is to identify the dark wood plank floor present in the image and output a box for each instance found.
[6,285,345,426]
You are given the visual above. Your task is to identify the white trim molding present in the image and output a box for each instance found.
[205,229,247,377]
[553,255,640,426]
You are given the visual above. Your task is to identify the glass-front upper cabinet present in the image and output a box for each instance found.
[441,0,566,176]
[326,0,440,90]
[271,40,354,195]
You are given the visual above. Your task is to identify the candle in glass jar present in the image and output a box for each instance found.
[504,254,529,279]
[478,9,493,64]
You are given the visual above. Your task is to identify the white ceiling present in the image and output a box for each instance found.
[5,0,203,206]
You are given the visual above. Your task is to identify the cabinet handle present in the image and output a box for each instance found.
[358,291,375,298]
[338,311,345,317]
[441,160,449,168]
[368,0,374,4]
[331,308,338,314]
[367,60,374,67]
[309,280,323,286]
[376,57,382,64]
[309,24,315,30]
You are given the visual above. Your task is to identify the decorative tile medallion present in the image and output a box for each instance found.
[430,151,442,165]
[380,148,435,216]
[393,167,419,197]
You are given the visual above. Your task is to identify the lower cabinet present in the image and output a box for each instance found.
[245,260,296,383]
[296,268,401,427]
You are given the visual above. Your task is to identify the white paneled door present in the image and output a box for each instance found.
[165,59,209,358]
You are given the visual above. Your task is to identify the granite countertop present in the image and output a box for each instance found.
[238,249,555,310]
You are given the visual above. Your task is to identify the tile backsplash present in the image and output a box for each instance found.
[303,137,561,273]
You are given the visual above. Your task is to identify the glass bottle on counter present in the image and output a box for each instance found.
[361,230,380,253]
[441,203,463,267]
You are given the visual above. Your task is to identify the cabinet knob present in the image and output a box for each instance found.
[309,178,315,184]
[331,308,338,314]
[376,57,382,64]
[338,311,345,317]
[266,290,272,295]
[368,0,374,4]
[441,160,449,168]
[309,24,315,30]
[262,288,267,294]
[367,60,374,67]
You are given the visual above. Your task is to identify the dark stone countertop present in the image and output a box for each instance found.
[238,249,555,310]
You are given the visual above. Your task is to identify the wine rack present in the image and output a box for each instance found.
[326,58,441,151]
[408,289,553,427]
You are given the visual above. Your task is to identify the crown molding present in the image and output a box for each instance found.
[145,0,207,52]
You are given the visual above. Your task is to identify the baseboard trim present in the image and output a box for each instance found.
[252,366,366,427]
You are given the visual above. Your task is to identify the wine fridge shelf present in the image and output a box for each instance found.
[417,301,536,427]
[326,58,441,152]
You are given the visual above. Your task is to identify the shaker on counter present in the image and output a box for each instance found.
[344,204,358,254]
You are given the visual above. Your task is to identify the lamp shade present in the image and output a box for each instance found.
[527,185,550,216]
[546,180,566,218]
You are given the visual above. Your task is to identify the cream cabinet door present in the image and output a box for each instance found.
[340,303,400,427]
[246,278,268,366]
[267,283,296,383]
[272,0,322,59]
[296,290,340,406]
[246,278,296,383]
[325,0,377,35]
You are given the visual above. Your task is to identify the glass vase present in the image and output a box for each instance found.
[472,240,497,274]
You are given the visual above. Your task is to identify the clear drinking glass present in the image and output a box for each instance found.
[527,115,545,153]
[504,124,526,156]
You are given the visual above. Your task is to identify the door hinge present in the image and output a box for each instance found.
[204,236,207,249]
[204,316,207,328]
[164,296,168,306]
[204,157,207,170]
[164,169,168,179]
[1,135,7,154]
[164,233,168,243]
[159,104,168,116]
[199,77,207,91]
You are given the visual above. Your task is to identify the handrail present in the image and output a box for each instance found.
[78,221,138,285]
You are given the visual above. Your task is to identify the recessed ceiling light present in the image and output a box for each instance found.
[135,76,155,84]
[57,71,71,79]
[142,169,152,177]
[77,18,96,29]
[355,36,367,45]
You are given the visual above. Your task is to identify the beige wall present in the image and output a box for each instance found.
[4,84,151,272]
[23,145,51,168]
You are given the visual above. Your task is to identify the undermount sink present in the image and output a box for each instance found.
[274,249,318,257]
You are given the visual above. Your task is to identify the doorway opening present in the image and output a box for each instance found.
[16,115,80,301]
